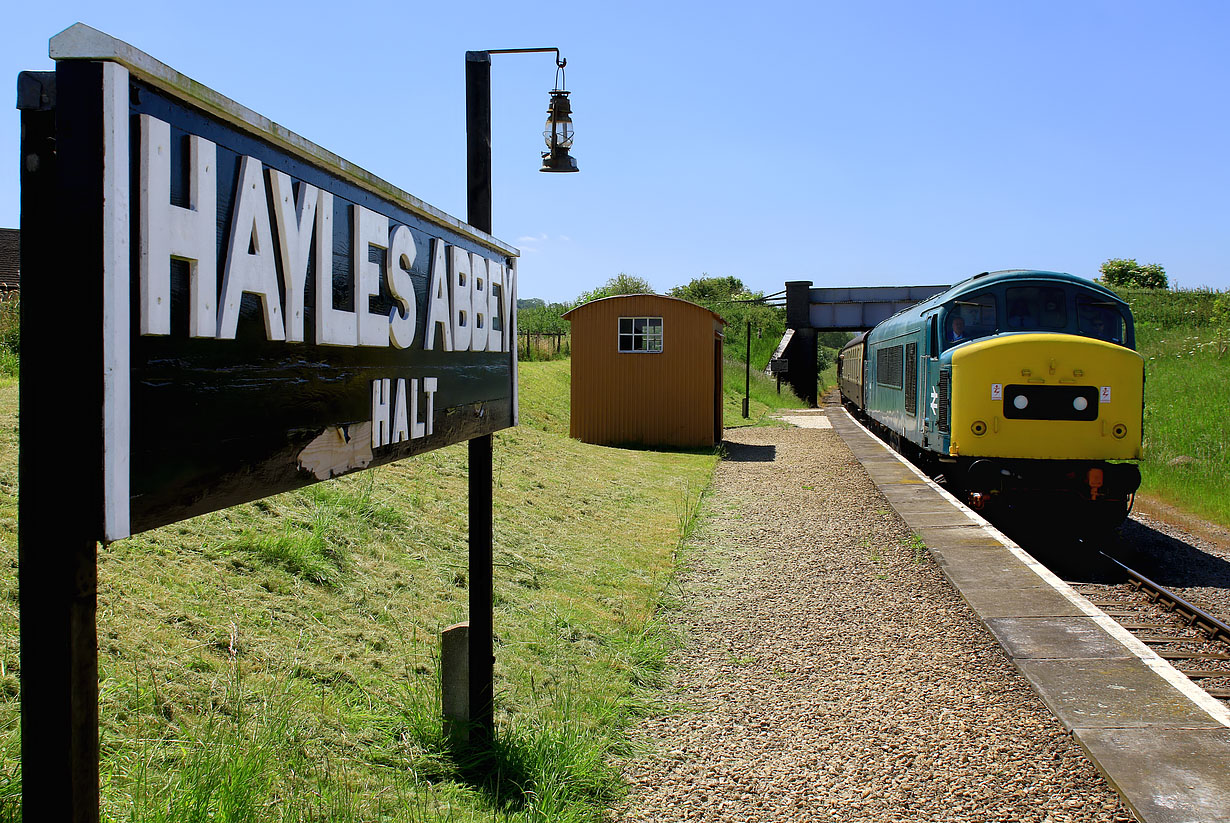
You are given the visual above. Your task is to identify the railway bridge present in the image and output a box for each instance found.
[774,280,948,406]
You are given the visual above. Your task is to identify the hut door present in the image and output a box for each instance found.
[713,338,723,444]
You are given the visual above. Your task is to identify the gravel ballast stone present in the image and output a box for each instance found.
[616,423,1137,822]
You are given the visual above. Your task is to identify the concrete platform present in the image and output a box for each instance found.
[823,409,1230,823]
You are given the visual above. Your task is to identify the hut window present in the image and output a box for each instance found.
[618,317,663,352]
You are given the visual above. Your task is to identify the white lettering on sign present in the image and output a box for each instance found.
[392,379,410,442]
[134,113,514,352]
[470,253,489,352]
[313,190,355,346]
[425,239,453,351]
[387,225,417,349]
[371,377,439,448]
[1100,386,1112,403]
[268,170,318,343]
[487,261,505,352]
[372,378,392,449]
[449,246,472,352]
[991,383,1003,401]
[422,378,437,436]
[355,205,391,348]
[218,155,284,340]
[139,114,217,338]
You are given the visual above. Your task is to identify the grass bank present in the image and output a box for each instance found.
[721,358,808,427]
[0,359,719,821]
[1117,287,1230,527]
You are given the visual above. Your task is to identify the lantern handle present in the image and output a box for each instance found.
[485,47,568,88]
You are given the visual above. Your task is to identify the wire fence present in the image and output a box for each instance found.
[519,332,570,361]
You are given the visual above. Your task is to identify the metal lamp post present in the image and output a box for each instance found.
[464,47,576,745]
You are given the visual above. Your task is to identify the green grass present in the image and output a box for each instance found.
[722,327,783,373]
[0,359,720,822]
[721,357,808,427]
[1118,287,1230,526]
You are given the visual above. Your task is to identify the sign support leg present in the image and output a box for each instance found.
[465,51,496,745]
[467,435,495,742]
[18,65,103,823]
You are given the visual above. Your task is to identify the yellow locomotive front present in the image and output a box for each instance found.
[945,333,1144,521]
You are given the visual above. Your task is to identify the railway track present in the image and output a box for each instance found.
[846,395,1230,705]
[1069,552,1230,701]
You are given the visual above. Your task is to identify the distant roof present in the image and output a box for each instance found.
[0,229,18,291]
[561,293,726,325]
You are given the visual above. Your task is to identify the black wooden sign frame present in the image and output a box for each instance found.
[18,24,521,821]
[47,24,520,543]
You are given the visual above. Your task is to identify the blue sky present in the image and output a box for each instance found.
[3,1,1227,301]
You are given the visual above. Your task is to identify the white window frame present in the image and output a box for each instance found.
[618,316,664,353]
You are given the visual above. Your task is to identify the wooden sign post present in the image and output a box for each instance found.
[18,24,520,820]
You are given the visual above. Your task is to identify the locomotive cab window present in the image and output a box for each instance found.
[1076,296,1126,345]
[1006,286,1068,331]
[618,317,663,352]
[944,293,997,349]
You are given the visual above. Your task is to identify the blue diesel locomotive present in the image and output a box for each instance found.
[838,270,1144,525]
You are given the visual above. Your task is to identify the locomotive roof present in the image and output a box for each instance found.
[948,269,1121,298]
[894,269,1126,322]
[839,270,1130,352]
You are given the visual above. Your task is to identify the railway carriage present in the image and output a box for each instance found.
[838,270,1144,525]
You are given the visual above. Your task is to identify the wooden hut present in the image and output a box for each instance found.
[562,294,726,448]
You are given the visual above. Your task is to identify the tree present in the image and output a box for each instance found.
[1213,294,1230,331]
[1099,258,1169,290]
[518,300,573,335]
[575,273,655,305]
[668,275,746,304]
[662,274,786,370]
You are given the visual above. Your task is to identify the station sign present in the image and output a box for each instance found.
[33,25,520,541]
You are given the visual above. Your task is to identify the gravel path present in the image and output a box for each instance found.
[615,424,1137,822]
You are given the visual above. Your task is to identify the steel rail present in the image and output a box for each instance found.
[1099,551,1230,643]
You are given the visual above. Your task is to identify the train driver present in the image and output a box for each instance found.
[1080,309,1120,343]
[948,315,966,342]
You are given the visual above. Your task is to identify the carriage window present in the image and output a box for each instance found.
[944,293,997,349]
[1006,286,1067,331]
[1076,296,1125,345]
[619,316,663,352]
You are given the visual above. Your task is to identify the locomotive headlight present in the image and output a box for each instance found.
[1013,395,1028,410]
[1112,423,1128,439]
[1073,396,1089,412]
[971,420,987,436]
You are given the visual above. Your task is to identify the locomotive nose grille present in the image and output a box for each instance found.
[1003,384,1099,421]
[937,368,950,432]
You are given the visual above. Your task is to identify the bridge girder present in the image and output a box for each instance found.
[776,280,950,406]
